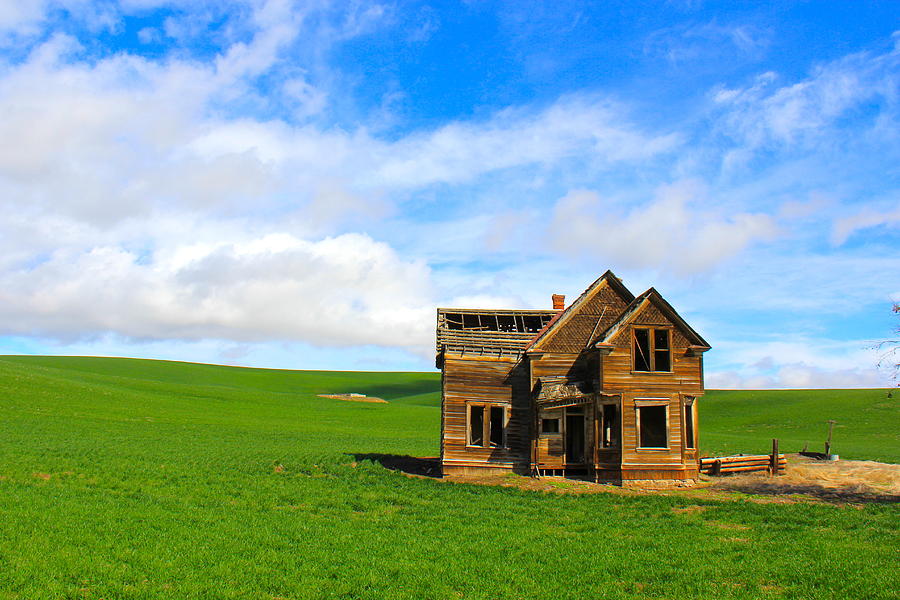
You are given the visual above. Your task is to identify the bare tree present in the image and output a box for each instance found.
[875,303,900,385]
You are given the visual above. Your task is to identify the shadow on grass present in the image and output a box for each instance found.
[350,453,441,478]
[713,480,900,504]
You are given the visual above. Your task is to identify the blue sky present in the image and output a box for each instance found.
[0,0,897,387]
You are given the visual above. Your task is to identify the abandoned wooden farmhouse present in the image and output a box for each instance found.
[436,271,710,483]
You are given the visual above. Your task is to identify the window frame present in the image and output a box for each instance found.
[634,398,670,450]
[632,327,673,373]
[466,402,509,449]
[540,416,561,436]
[682,396,696,450]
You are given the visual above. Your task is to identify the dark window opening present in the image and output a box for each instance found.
[469,404,506,448]
[634,329,651,371]
[638,405,667,448]
[541,418,560,434]
[469,406,484,446]
[684,402,695,449]
[601,404,619,448]
[489,407,505,447]
[654,329,671,371]
[634,328,672,372]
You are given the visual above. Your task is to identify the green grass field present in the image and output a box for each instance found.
[0,356,897,599]
[700,388,899,463]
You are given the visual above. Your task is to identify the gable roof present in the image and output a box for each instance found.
[595,287,710,349]
[525,270,635,353]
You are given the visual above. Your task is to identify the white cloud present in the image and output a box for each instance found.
[0,30,677,233]
[831,203,900,245]
[713,34,900,151]
[547,181,777,275]
[370,98,680,188]
[644,20,770,64]
[0,0,48,32]
[706,337,891,389]
[707,365,887,389]
[0,232,435,349]
[0,7,684,354]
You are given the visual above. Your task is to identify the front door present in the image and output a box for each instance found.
[565,414,585,464]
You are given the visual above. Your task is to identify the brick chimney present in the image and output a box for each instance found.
[552,294,565,310]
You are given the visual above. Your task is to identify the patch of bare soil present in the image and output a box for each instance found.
[366,454,899,504]
[318,393,387,404]
[708,454,900,504]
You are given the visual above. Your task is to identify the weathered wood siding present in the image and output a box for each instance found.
[441,354,531,473]
[601,300,702,479]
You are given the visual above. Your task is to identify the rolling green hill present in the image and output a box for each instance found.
[0,356,897,600]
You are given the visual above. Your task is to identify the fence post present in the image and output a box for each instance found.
[770,438,779,476]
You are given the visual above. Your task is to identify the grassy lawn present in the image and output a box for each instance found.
[0,356,897,599]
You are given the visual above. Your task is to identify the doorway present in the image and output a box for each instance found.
[565,413,585,464]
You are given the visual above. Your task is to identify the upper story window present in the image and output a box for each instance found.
[633,328,671,372]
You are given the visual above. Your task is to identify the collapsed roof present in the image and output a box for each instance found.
[435,270,709,360]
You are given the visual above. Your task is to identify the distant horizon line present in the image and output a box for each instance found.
[1,354,893,390]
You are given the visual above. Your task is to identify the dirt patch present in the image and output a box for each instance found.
[709,455,900,503]
[32,472,52,480]
[318,394,387,404]
[368,454,899,504]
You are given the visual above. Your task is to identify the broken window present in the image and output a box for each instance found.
[469,405,484,446]
[541,418,560,434]
[468,404,507,448]
[490,407,505,447]
[600,404,619,448]
[637,404,668,448]
[684,398,695,449]
[633,329,651,371]
[634,328,672,372]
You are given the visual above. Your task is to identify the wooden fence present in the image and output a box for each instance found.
[700,453,787,476]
